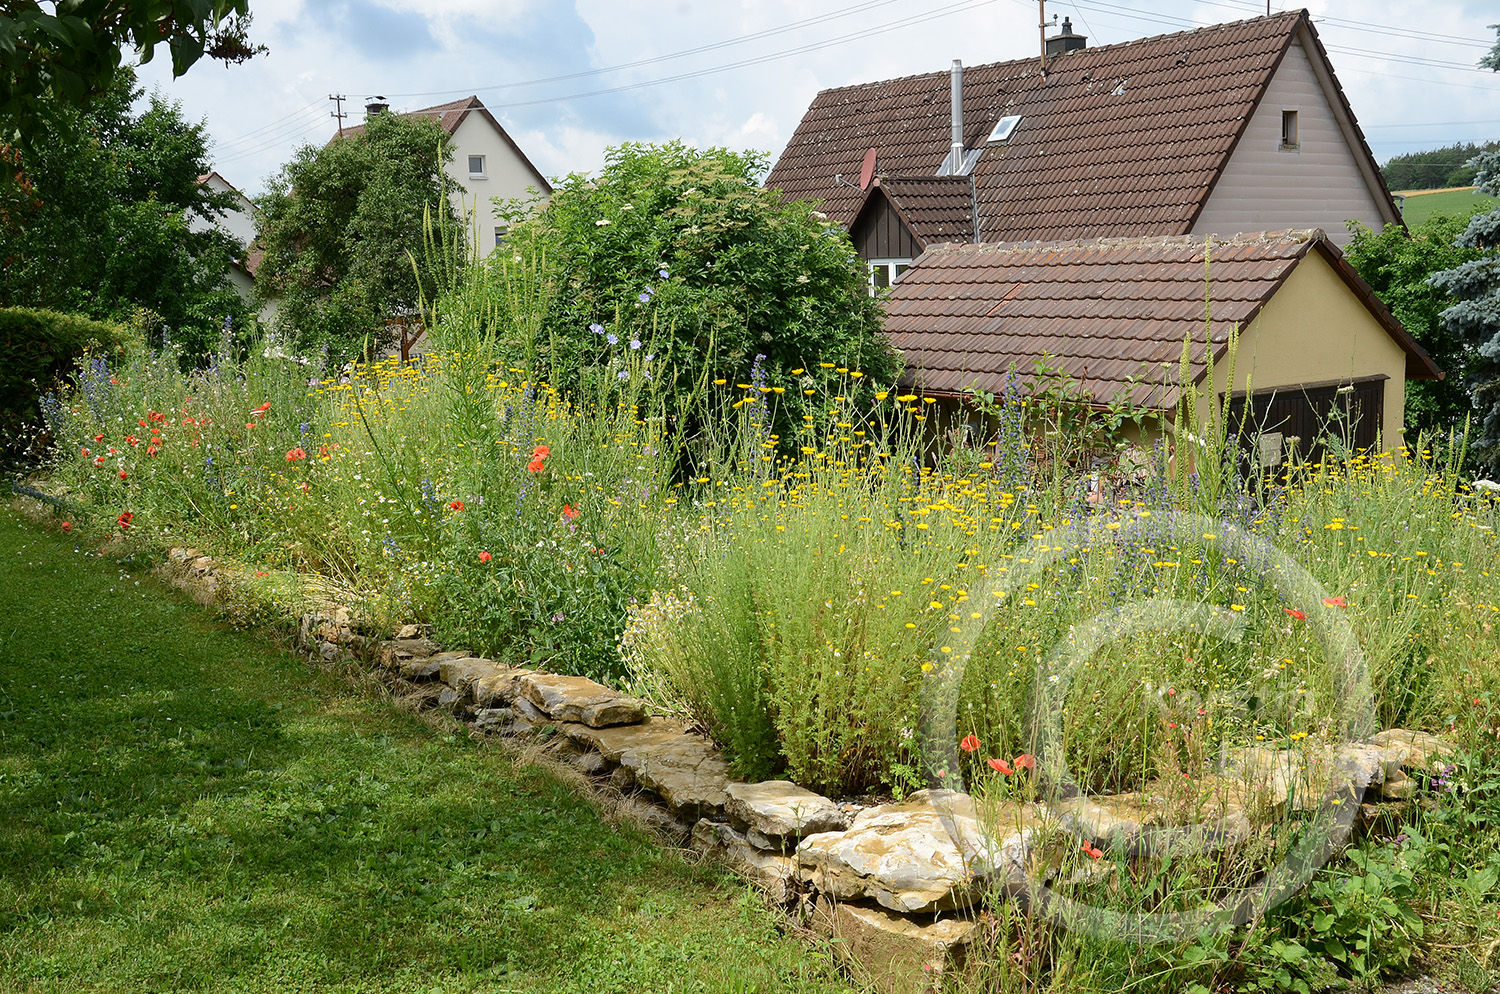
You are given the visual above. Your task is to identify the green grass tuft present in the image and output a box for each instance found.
[0,509,851,993]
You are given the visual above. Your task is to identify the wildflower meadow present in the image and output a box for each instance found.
[19,291,1500,991]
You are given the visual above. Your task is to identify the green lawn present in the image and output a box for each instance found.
[1397,187,1498,227]
[0,509,851,993]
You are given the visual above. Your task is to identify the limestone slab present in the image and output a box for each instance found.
[561,716,692,763]
[438,657,506,696]
[520,673,646,728]
[617,732,731,819]
[810,897,974,994]
[473,668,535,708]
[796,789,1039,914]
[691,820,797,903]
[1369,729,1455,771]
[725,781,847,843]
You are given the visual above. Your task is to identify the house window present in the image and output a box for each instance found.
[869,259,911,294]
[468,154,487,178]
[494,225,509,247]
[1280,109,1299,150]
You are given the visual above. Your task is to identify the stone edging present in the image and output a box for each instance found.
[163,548,1457,994]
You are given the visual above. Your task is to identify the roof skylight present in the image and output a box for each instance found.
[987,114,1022,143]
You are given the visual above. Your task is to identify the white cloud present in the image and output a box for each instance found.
[127,0,1499,197]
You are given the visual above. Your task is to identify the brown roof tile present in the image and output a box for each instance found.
[769,12,1309,244]
[882,230,1441,410]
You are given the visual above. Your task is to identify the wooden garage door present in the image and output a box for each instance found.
[1227,376,1386,473]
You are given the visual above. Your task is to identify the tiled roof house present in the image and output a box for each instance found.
[884,230,1440,459]
[340,96,552,255]
[766,10,1401,284]
[768,11,1429,455]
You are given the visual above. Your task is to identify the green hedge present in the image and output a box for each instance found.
[0,308,139,461]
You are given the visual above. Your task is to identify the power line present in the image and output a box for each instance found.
[381,0,1001,111]
[386,0,912,100]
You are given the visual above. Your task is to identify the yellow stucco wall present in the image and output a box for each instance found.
[1203,249,1408,451]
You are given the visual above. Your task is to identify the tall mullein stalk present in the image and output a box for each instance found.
[1171,239,1242,518]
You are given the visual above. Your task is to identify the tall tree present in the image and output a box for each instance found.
[1427,26,1500,476]
[254,112,463,361]
[1344,214,1484,438]
[0,2,262,143]
[486,141,892,430]
[0,67,247,357]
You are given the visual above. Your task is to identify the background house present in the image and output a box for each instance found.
[344,96,552,253]
[191,171,276,327]
[882,230,1441,462]
[766,10,1401,289]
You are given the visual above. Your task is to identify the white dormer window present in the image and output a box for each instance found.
[468,154,487,178]
[987,115,1022,143]
[869,259,911,295]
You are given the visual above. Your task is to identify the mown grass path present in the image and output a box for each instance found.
[0,511,851,993]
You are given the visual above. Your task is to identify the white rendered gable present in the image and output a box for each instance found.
[444,113,548,255]
[1191,34,1397,248]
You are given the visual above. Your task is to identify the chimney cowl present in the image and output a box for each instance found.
[365,96,390,119]
[1045,17,1087,56]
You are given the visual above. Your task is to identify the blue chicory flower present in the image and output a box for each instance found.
[606,333,618,346]
[589,323,605,335]
[630,339,642,350]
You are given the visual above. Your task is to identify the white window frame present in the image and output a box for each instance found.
[468,154,487,179]
[868,258,912,295]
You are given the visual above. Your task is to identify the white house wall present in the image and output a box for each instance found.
[1190,38,1391,248]
[445,113,548,257]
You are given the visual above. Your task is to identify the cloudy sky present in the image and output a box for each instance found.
[133,0,1500,198]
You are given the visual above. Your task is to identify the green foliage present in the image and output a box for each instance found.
[461,141,894,437]
[0,306,136,459]
[1430,150,1500,476]
[1382,141,1500,192]
[1345,214,1486,438]
[0,1,262,143]
[1291,843,1425,983]
[0,67,249,357]
[255,112,464,363]
[0,514,854,994]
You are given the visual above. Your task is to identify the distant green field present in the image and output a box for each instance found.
[1397,187,1498,227]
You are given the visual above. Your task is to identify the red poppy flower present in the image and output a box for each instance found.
[562,504,579,519]
[286,448,307,461]
[959,733,981,753]
[478,551,492,563]
[146,445,158,456]
[80,447,90,457]
[126,435,138,446]
[527,457,546,473]
[1083,843,1104,859]
[250,401,270,418]
[60,521,71,532]
[137,419,148,428]
[320,445,331,457]
[116,511,133,530]
[532,444,550,459]
[93,433,104,442]
[118,470,128,480]
[450,500,464,511]
[1322,596,1347,608]
[1284,608,1306,620]
[987,757,1013,774]
[1014,753,1036,771]
[93,456,105,467]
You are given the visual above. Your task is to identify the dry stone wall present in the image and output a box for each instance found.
[161,548,1457,994]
